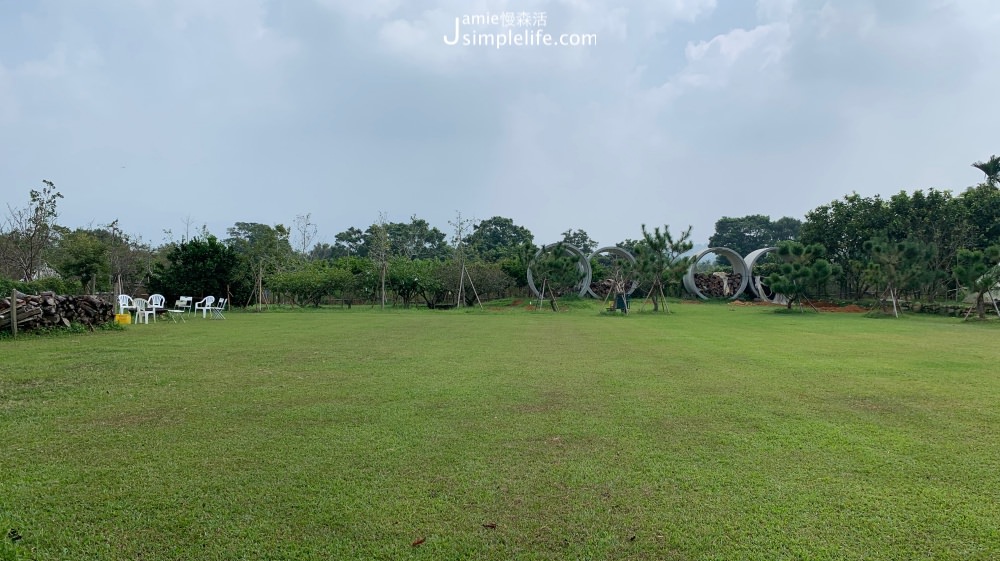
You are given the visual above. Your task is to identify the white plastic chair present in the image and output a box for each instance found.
[210,298,227,320]
[147,294,166,322]
[133,298,154,324]
[117,294,135,315]
[194,296,215,318]
[174,296,193,314]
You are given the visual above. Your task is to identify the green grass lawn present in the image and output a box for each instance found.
[2,302,999,560]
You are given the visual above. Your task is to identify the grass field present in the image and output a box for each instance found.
[2,301,999,560]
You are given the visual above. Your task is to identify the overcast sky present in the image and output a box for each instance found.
[2,0,998,249]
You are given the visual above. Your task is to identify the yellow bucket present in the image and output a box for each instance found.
[115,313,131,325]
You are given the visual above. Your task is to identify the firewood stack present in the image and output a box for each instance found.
[589,278,616,298]
[693,272,743,298]
[0,291,115,333]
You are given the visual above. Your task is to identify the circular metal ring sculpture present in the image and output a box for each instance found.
[586,246,639,298]
[743,247,788,305]
[526,243,593,299]
[682,247,750,300]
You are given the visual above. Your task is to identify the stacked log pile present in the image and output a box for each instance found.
[590,278,616,298]
[0,292,114,332]
[693,272,743,298]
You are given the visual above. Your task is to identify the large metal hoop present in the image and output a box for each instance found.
[586,246,638,298]
[682,247,750,300]
[526,243,593,298]
[744,247,788,304]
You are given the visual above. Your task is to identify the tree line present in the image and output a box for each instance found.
[2,154,999,317]
[709,155,1000,317]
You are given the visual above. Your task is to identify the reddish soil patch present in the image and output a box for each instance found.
[809,301,867,313]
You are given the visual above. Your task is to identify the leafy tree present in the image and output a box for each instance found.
[426,259,514,306]
[0,180,63,281]
[353,216,449,262]
[308,242,337,261]
[802,174,1000,301]
[635,224,693,312]
[499,241,537,290]
[465,262,514,302]
[416,260,454,309]
[50,228,110,294]
[960,184,1000,252]
[334,227,366,257]
[409,259,515,308]
[863,236,935,317]
[268,261,351,307]
[226,222,294,306]
[387,256,426,308]
[765,241,837,310]
[380,216,449,260]
[226,222,294,268]
[953,245,1000,320]
[794,156,1000,303]
[465,216,534,262]
[708,215,801,262]
[311,264,351,306]
[331,255,377,307]
[560,229,597,254]
[148,236,238,304]
[800,193,891,299]
[972,154,1000,186]
[0,276,80,298]
[529,242,584,311]
[772,217,803,242]
[615,239,642,254]
[883,189,969,301]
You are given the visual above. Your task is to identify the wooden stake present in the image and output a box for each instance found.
[10,290,16,338]
[463,264,483,309]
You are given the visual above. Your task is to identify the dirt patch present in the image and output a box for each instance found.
[810,301,868,313]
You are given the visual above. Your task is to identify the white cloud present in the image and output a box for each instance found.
[674,22,791,91]
[756,0,796,22]
[686,25,771,62]
[319,0,718,75]
[314,0,403,19]
[815,1,877,39]
[641,0,717,23]
[952,0,1000,31]
[3,0,1000,248]
[160,0,301,67]
[376,10,470,71]
[483,82,697,244]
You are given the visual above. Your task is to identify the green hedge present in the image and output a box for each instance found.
[0,277,84,297]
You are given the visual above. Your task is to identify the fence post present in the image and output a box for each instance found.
[11,290,17,339]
